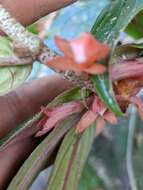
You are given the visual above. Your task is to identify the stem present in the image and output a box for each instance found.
[0,56,33,66]
[126,106,138,190]
[0,4,41,54]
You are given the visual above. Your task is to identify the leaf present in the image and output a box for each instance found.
[125,38,143,50]
[90,0,143,116]
[0,66,32,95]
[92,0,143,45]
[2,86,89,188]
[7,115,80,190]
[91,74,123,116]
[47,123,96,190]
[0,37,32,95]
[125,11,143,39]
[0,37,14,57]
[1,87,88,147]
[49,87,90,107]
[0,113,41,148]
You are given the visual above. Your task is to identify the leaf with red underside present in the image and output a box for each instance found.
[47,123,96,190]
[0,87,90,147]
[5,86,90,189]
[7,115,80,190]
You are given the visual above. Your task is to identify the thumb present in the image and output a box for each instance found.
[0,75,72,139]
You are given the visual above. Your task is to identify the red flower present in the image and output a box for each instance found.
[36,101,84,137]
[46,32,109,75]
[111,59,143,118]
[111,59,143,81]
[76,96,117,135]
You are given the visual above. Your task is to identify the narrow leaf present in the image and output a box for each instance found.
[1,87,88,147]
[47,123,96,190]
[7,115,80,190]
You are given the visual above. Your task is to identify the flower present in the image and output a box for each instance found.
[111,59,143,81]
[46,32,109,75]
[35,95,117,137]
[111,59,143,118]
[76,96,117,135]
[35,101,84,137]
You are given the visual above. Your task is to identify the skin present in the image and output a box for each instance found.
[0,0,77,188]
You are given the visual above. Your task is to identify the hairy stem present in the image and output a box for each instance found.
[0,4,41,54]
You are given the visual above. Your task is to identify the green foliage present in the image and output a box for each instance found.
[47,124,96,190]
[5,87,91,189]
[7,115,80,190]
[125,11,143,39]
[91,0,143,116]
[0,37,32,95]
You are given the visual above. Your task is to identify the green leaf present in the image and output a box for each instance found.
[0,37,14,57]
[49,87,90,107]
[126,38,143,49]
[0,37,32,95]
[0,65,32,95]
[90,0,143,116]
[7,115,80,190]
[1,86,88,147]
[91,74,122,116]
[47,124,96,190]
[27,24,38,35]
[6,86,91,189]
[92,0,143,45]
[125,11,143,39]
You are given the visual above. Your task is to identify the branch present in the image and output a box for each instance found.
[0,4,41,54]
[0,56,33,66]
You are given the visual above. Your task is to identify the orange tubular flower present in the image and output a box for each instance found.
[46,32,109,75]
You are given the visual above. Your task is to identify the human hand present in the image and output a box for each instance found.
[0,0,76,188]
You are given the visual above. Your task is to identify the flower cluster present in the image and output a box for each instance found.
[35,33,143,137]
[36,96,117,137]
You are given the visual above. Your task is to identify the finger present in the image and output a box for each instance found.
[0,75,72,138]
[0,0,77,26]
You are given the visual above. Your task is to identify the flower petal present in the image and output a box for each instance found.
[55,36,73,58]
[95,117,105,136]
[70,32,109,66]
[92,96,106,115]
[104,111,118,125]
[47,56,80,73]
[36,101,84,137]
[82,63,106,74]
[76,110,97,134]
[111,60,143,81]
